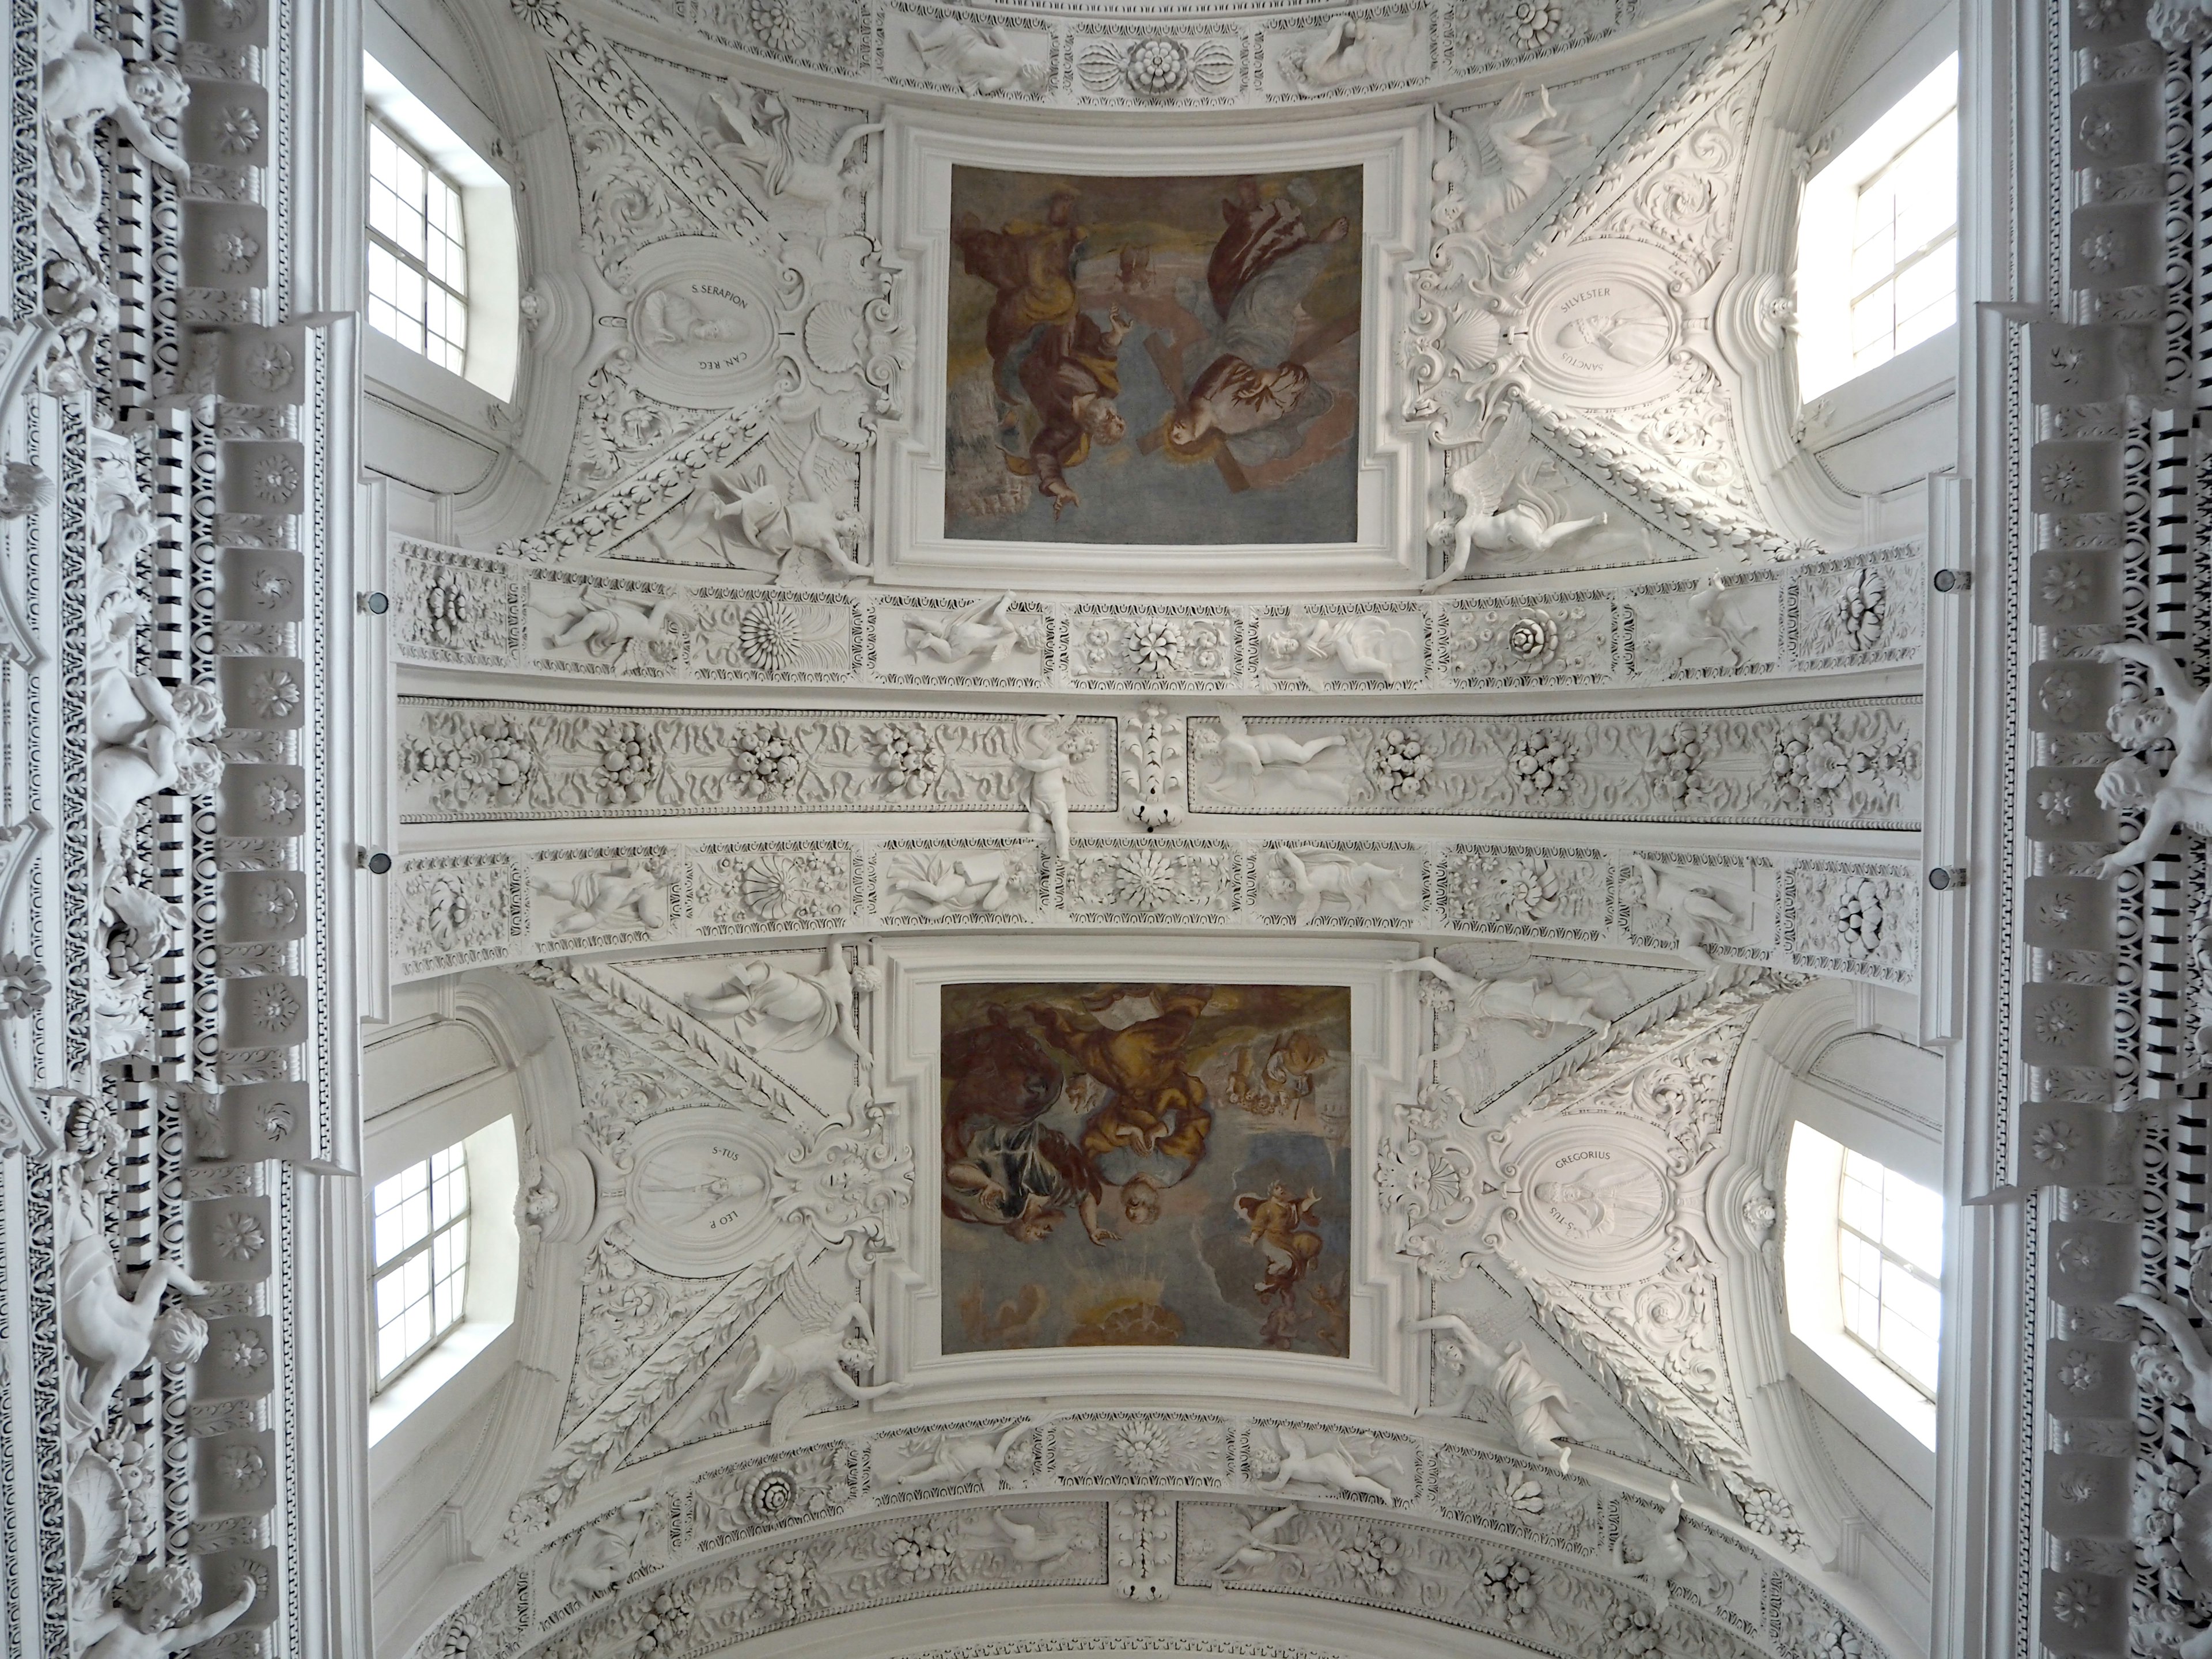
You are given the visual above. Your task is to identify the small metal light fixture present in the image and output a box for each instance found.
[1931,568,1972,594]
[1927,865,1966,892]
[360,590,391,615]
[357,849,393,876]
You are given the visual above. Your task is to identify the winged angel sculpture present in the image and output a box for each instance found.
[1392,943,1630,1093]
[643,1264,906,1452]
[685,938,875,1060]
[1426,402,1624,587]
[646,423,870,582]
[703,79,881,222]
[1406,77,1655,579]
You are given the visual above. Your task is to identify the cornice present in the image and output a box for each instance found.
[531,0,1754,116]
[407,1406,1896,1659]
[385,537,1928,695]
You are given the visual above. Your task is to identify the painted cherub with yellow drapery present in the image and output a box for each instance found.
[1234,1181,1325,1297]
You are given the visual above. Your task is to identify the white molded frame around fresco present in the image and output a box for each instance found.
[873,934,1421,1414]
[875,107,1429,594]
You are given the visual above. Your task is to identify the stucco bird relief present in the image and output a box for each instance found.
[943,166,1364,545]
[939,982,1354,1355]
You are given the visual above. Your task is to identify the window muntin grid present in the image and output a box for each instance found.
[1844,106,1957,376]
[371,1141,471,1388]
[1836,1149,1942,1399]
[367,116,468,376]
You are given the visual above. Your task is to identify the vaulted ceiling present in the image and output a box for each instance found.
[369,0,1934,1653]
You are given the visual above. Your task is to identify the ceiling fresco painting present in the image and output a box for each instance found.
[944,166,1365,543]
[939,982,1355,1354]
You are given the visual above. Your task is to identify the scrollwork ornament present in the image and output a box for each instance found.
[770,1111,916,1278]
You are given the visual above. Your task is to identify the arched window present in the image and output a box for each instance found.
[1785,1120,1942,1444]
[362,1088,520,1444]
[368,116,470,378]
[361,52,520,400]
[1835,1145,1942,1398]
[372,1135,474,1387]
[1795,54,1960,401]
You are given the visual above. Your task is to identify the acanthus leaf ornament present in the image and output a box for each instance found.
[1376,1084,1486,1264]
[1121,702,1187,831]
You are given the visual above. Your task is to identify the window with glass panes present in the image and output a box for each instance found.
[1846,103,1957,375]
[367,116,468,375]
[371,1140,471,1388]
[1835,1149,1941,1398]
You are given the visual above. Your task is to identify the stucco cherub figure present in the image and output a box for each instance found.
[1429,74,1645,267]
[646,425,867,581]
[1628,855,1746,972]
[82,426,224,896]
[1016,714,1084,862]
[1267,847,1412,923]
[1427,404,1610,588]
[703,80,882,215]
[76,1562,255,1659]
[715,1298,907,1445]
[1257,1426,1403,1503]
[531,863,672,937]
[1612,1480,1691,1609]
[1641,574,1756,672]
[54,1096,208,1437]
[43,37,192,214]
[993,1509,1076,1566]
[906,19,1051,96]
[894,1419,1036,1491]
[541,585,692,673]
[1207,708,1349,801]
[1208,1504,1304,1575]
[903,592,1038,669]
[889,850,1029,916]
[685,938,875,1061]
[2092,641,2212,874]
[86,671,223,891]
[1280,13,1419,96]
[1411,1311,1586,1470]
[2120,1290,2212,1422]
[1270,614,1419,685]
[547,1494,660,1601]
[1391,944,1626,1063]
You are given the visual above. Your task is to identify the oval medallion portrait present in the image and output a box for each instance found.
[623,237,781,410]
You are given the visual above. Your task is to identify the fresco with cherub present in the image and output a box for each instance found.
[939,983,1354,1355]
[942,166,1363,544]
